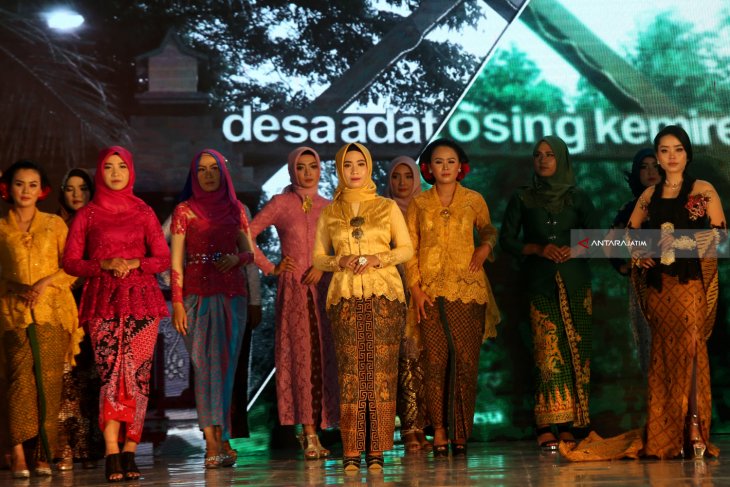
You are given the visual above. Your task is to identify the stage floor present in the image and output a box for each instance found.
[3,429,729,486]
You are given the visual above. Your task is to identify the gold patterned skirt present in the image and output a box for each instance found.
[328,296,404,453]
[421,298,485,441]
[644,275,718,458]
[3,323,69,462]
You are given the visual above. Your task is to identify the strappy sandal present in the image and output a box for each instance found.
[104,453,124,483]
[536,426,559,452]
[204,452,222,469]
[220,447,237,467]
[121,452,141,480]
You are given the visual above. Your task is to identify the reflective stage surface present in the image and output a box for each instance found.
[3,427,729,487]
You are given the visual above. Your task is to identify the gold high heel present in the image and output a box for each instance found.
[298,434,320,460]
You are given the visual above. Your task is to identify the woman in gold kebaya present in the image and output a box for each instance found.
[313,143,413,471]
[405,138,499,457]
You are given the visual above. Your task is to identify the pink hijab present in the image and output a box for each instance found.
[92,146,146,214]
[387,156,421,214]
[180,149,241,226]
[284,146,321,198]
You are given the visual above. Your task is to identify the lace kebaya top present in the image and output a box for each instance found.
[171,201,251,301]
[63,201,170,322]
[0,210,82,362]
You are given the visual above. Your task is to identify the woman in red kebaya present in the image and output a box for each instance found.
[63,146,169,482]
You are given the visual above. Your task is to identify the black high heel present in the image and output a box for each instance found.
[105,454,124,483]
[451,442,467,456]
[433,444,449,458]
[556,422,577,448]
[120,452,141,480]
[536,426,558,452]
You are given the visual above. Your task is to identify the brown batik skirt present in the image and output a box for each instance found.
[4,323,69,462]
[328,296,404,453]
[644,275,718,458]
[421,298,485,441]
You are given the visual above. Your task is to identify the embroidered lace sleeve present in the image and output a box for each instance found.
[171,203,192,235]
[249,196,282,275]
[139,207,171,274]
[62,209,104,277]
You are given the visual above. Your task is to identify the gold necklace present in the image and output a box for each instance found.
[664,179,682,189]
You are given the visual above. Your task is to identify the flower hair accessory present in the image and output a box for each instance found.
[686,193,710,221]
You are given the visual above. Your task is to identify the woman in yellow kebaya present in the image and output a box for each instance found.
[313,142,413,471]
[405,138,499,457]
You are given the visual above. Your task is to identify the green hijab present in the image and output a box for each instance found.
[521,135,575,214]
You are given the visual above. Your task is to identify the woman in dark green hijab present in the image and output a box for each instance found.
[500,136,597,451]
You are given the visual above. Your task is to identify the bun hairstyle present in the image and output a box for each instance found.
[418,138,470,184]
[0,160,52,203]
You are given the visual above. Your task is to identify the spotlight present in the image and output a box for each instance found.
[45,9,85,31]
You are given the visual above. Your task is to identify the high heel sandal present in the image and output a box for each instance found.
[536,426,559,452]
[34,463,53,476]
[220,446,237,467]
[104,453,124,483]
[204,451,222,469]
[433,443,449,458]
[299,434,321,460]
[56,444,74,471]
[342,455,361,471]
[366,453,384,470]
[556,422,577,449]
[686,415,706,459]
[451,442,467,457]
[312,435,330,458]
[121,452,141,480]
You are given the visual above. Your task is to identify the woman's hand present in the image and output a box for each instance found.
[539,244,570,263]
[214,254,240,273]
[411,284,434,323]
[172,302,187,335]
[301,266,323,285]
[468,244,492,273]
[273,256,296,275]
[101,258,130,278]
[632,257,656,269]
[341,255,380,275]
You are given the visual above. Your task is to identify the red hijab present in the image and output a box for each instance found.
[92,146,145,214]
[180,149,241,226]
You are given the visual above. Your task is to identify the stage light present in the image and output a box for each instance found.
[45,9,85,31]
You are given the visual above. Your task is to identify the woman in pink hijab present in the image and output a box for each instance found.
[386,156,431,452]
[249,147,339,460]
[170,149,254,469]
[63,146,170,482]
